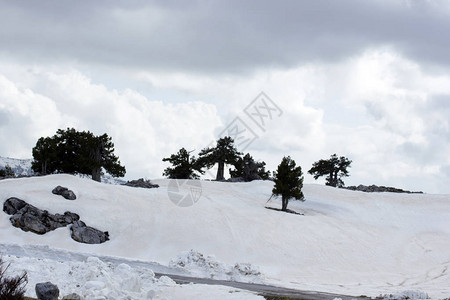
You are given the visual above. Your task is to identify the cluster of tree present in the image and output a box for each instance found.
[162,136,270,182]
[0,165,15,178]
[29,128,352,213]
[32,128,126,182]
[163,137,352,212]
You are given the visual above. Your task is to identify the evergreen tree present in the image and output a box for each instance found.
[31,128,126,182]
[31,137,57,175]
[308,154,352,187]
[229,153,270,181]
[272,156,304,211]
[198,136,241,181]
[162,148,204,179]
[0,165,15,178]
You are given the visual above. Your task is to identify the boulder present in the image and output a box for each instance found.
[52,186,76,200]
[122,178,159,189]
[3,197,27,215]
[70,220,109,244]
[35,282,59,300]
[62,293,82,300]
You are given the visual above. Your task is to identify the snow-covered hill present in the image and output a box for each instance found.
[0,156,33,176]
[0,175,449,299]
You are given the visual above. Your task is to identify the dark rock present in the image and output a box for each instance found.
[227,177,245,182]
[3,197,27,215]
[122,178,159,189]
[4,198,80,234]
[35,282,59,300]
[62,293,82,300]
[52,186,76,200]
[4,198,107,244]
[70,220,109,244]
[343,184,423,194]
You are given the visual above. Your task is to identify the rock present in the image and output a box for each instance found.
[122,178,159,188]
[227,177,245,182]
[4,198,79,235]
[342,184,423,194]
[62,293,82,300]
[3,197,27,215]
[70,220,109,244]
[52,185,77,200]
[4,198,108,244]
[35,282,59,300]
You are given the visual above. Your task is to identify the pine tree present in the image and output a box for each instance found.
[162,148,204,179]
[272,156,304,211]
[198,136,241,181]
[229,153,270,181]
[308,154,352,187]
[31,128,125,182]
[31,137,57,175]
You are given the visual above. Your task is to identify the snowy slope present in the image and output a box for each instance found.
[0,156,33,176]
[0,175,449,299]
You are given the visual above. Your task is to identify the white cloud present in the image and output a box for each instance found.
[1,47,450,193]
[0,65,222,179]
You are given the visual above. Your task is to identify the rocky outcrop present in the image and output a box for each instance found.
[3,197,108,244]
[70,220,109,244]
[52,186,76,200]
[35,282,59,300]
[343,184,423,194]
[122,178,159,188]
[4,198,79,234]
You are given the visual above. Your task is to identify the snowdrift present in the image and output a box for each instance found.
[1,174,449,298]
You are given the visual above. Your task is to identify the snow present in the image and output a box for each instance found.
[1,174,450,299]
[3,252,263,300]
[0,156,33,176]
[169,249,263,282]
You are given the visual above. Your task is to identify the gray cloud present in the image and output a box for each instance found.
[1,1,450,74]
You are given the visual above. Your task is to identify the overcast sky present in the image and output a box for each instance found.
[1,0,450,193]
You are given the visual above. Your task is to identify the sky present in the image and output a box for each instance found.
[0,0,450,193]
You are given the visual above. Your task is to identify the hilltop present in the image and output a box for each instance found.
[0,175,449,299]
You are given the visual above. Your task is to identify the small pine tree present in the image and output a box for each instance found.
[308,154,352,187]
[162,148,204,179]
[198,136,241,181]
[272,156,304,211]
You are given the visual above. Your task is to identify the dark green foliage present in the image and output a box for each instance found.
[31,137,57,175]
[308,154,352,187]
[0,257,28,300]
[272,156,304,211]
[31,128,126,182]
[230,153,270,181]
[162,148,204,179]
[0,165,15,178]
[198,136,241,181]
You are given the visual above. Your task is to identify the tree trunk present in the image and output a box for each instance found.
[42,160,47,175]
[92,167,101,182]
[216,161,225,181]
[281,195,288,211]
